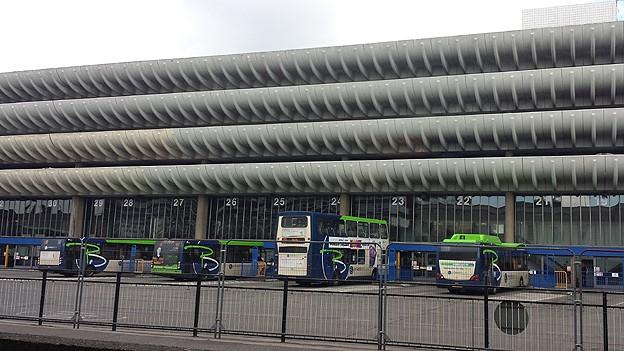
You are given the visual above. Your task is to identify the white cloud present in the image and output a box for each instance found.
[0,0,589,72]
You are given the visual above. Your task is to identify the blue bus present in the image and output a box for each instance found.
[387,242,439,281]
[526,246,624,290]
[151,239,276,279]
[436,234,529,293]
[276,212,389,284]
[38,238,155,276]
[1,237,43,269]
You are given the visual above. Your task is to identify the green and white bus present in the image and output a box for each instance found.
[152,239,276,279]
[436,234,529,293]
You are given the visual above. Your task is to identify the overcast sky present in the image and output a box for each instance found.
[0,0,599,72]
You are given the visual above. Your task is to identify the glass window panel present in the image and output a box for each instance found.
[83,197,196,239]
[552,196,563,245]
[0,198,72,237]
[357,222,369,238]
[369,223,379,239]
[346,221,357,237]
[205,195,337,240]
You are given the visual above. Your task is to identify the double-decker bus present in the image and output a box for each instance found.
[151,239,276,279]
[38,238,155,276]
[276,211,389,284]
[436,234,528,293]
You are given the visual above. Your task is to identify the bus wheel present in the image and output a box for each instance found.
[371,268,378,281]
[84,266,96,277]
[448,287,462,294]
[332,270,340,285]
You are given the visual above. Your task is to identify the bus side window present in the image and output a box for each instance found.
[521,253,528,270]
[226,246,251,263]
[343,249,355,265]
[500,252,511,271]
[319,220,329,237]
[357,222,369,238]
[346,221,357,237]
[379,224,388,239]
[514,252,528,270]
[369,223,379,239]
[329,221,339,237]
[339,221,347,237]
[357,250,366,265]
[320,220,339,237]
[186,248,201,262]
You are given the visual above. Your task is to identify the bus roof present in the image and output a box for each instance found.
[278,211,387,224]
[442,234,523,248]
[218,240,266,247]
[105,239,157,245]
[339,215,387,225]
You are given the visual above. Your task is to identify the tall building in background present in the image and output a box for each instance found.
[522,1,618,29]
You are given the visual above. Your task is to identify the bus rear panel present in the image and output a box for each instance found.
[276,214,311,277]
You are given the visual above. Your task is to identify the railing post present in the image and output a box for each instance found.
[112,272,121,331]
[73,239,87,329]
[603,292,608,351]
[193,275,202,337]
[38,271,47,326]
[377,245,386,350]
[483,271,490,350]
[573,259,583,350]
[216,246,227,339]
[280,277,289,343]
[212,245,227,339]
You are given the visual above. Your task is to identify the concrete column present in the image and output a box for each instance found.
[504,192,515,243]
[339,193,350,216]
[68,196,85,238]
[195,195,209,240]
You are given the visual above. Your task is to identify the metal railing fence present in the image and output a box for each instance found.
[0,271,623,351]
[3,239,624,351]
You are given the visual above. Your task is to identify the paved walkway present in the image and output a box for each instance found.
[0,320,389,351]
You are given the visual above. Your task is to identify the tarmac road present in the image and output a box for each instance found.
[0,269,622,351]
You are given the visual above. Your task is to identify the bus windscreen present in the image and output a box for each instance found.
[281,216,308,228]
[278,246,308,253]
[154,241,181,266]
[439,247,478,261]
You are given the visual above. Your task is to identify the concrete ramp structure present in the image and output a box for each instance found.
[1,21,624,246]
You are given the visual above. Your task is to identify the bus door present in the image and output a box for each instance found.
[481,249,499,286]
[527,254,555,288]
[398,251,412,281]
[387,250,398,281]
[262,246,276,277]
[249,246,260,277]
[580,258,595,289]
[128,245,137,273]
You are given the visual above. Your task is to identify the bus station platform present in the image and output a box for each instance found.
[0,320,386,351]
